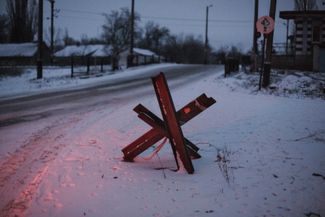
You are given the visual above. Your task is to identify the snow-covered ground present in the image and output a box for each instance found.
[0,64,185,99]
[222,69,325,100]
[0,65,324,217]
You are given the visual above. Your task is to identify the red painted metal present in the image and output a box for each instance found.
[152,73,194,173]
[121,72,216,174]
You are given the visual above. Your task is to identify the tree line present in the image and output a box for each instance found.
[0,1,221,66]
[0,0,320,65]
[100,7,211,65]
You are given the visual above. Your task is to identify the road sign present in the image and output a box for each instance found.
[256,16,274,35]
[122,72,216,174]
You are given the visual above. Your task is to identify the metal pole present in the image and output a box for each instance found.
[50,0,54,62]
[131,0,134,55]
[304,0,307,11]
[127,0,135,68]
[253,0,259,55]
[71,56,74,78]
[204,5,212,65]
[251,0,259,72]
[262,0,277,88]
[285,19,289,55]
[259,36,265,90]
[37,0,43,79]
[87,56,90,74]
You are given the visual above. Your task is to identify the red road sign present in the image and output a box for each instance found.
[256,16,274,35]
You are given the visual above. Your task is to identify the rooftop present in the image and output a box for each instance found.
[55,44,111,57]
[280,10,325,19]
[0,43,39,57]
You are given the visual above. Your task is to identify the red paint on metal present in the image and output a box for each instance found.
[152,73,194,174]
[184,107,191,114]
[121,73,216,174]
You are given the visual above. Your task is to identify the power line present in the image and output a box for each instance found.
[58,14,288,30]
[60,8,286,26]
[60,8,255,24]
[57,6,287,39]
[142,16,253,23]
[61,8,103,15]
[59,15,103,22]
[58,15,256,28]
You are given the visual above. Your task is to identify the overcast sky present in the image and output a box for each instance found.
[1,0,325,51]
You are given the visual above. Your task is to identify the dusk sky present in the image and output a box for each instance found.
[1,0,325,51]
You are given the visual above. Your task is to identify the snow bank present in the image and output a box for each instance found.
[0,63,181,99]
[218,70,325,99]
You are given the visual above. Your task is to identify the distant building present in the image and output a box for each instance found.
[279,10,325,71]
[0,42,50,66]
[54,44,111,66]
[54,44,111,57]
[120,48,161,68]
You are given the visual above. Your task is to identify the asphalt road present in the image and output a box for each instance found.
[0,64,221,128]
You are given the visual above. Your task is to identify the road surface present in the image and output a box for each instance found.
[0,64,220,216]
[0,64,219,127]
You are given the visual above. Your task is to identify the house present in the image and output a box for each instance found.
[120,48,160,68]
[279,10,325,72]
[54,44,111,66]
[54,44,111,57]
[0,42,50,66]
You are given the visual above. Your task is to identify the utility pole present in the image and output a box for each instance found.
[127,0,135,68]
[37,0,43,79]
[285,20,289,55]
[304,0,307,11]
[204,4,213,65]
[262,0,276,88]
[49,0,55,63]
[251,0,259,71]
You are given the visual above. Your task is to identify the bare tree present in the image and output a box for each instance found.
[44,26,64,50]
[63,28,76,46]
[102,7,140,70]
[6,0,37,43]
[294,0,318,11]
[139,21,170,53]
[161,34,206,64]
[162,34,182,63]
[182,35,206,64]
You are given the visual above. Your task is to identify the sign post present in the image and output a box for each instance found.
[256,16,274,90]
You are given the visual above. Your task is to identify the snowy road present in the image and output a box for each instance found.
[0,64,219,217]
[0,64,324,217]
[0,64,218,127]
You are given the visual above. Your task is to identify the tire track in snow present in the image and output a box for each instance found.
[0,103,119,217]
[0,115,81,217]
[1,166,49,217]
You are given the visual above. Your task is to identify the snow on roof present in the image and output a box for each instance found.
[91,45,112,57]
[133,48,157,56]
[0,43,38,57]
[55,44,111,57]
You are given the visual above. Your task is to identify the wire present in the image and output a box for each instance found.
[141,137,168,161]
[142,15,253,23]
[59,8,261,24]
[61,8,103,15]
[60,8,286,29]
[59,15,103,22]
